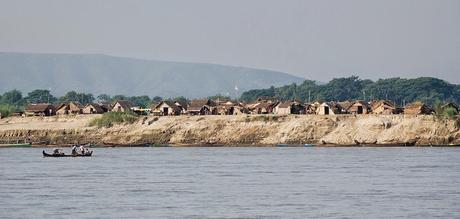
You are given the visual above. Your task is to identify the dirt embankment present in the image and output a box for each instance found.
[0,114,459,146]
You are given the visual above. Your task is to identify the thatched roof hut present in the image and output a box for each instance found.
[25,104,55,116]
[152,101,181,116]
[371,100,397,115]
[252,101,277,114]
[316,102,344,115]
[348,100,370,114]
[274,101,305,115]
[56,102,83,115]
[83,103,105,114]
[112,100,134,112]
[187,99,215,115]
[404,101,434,115]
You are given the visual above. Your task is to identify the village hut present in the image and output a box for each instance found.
[304,101,321,114]
[214,98,232,105]
[151,101,182,116]
[215,105,230,115]
[216,100,241,115]
[316,102,343,115]
[337,101,353,113]
[274,101,305,115]
[174,100,189,114]
[348,100,370,114]
[274,102,291,115]
[252,102,277,114]
[111,100,134,112]
[371,100,396,115]
[25,104,56,116]
[187,99,215,115]
[83,103,105,114]
[404,101,434,115]
[98,102,112,112]
[55,103,68,115]
[69,102,83,114]
[56,102,83,115]
[232,103,249,115]
[54,103,65,112]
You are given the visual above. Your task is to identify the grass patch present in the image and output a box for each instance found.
[244,115,285,122]
[442,107,458,118]
[147,117,159,125]
[89,112,139,128]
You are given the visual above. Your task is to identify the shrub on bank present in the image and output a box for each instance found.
[244,115,286,122]
[0,104,21,118]
[89,112,139,128]
[442,107,458,118]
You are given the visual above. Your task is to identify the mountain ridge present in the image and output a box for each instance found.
[0,52,304,98]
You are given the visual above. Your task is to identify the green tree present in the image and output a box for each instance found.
[112,95,128,101]
[59,91,94,104]
[129,95,151,108]
[240,86,276,102]
[1,90,23,105]
[79,93,94,105]
[59,91,79,103]
[152,96,163,103]
[240,76,460,105]
[97,94,112,103]
[0,104,21,118]
[443,107,458,118]
[172,96,189,104]
[26,89,56,104]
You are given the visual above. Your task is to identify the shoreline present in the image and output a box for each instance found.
[2,143,459,148]
[1,114,459,146]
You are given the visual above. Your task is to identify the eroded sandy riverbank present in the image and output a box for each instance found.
[0,114,459,146]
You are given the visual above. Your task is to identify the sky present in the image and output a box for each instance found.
[0,0,459,83]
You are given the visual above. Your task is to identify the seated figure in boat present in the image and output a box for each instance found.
[71,145,78,156]
[52,148,64,156]
[79,145,89,155]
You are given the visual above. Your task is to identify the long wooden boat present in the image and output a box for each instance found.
[42,150,93,157]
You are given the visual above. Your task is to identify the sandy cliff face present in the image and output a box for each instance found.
[0,114,459,146]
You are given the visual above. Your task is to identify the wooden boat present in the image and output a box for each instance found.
[42,150,93,157]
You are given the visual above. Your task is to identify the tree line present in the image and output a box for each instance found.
[0,90,176,107]
[240,76,460,106]
[2,76,459,117]
[0,89,190,117]
[0,88,237,117]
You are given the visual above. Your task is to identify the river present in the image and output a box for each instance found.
[1,147,459,218]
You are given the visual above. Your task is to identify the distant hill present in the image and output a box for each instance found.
[241,76,460,106]
[0,52,304,98]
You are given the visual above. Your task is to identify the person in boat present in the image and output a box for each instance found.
[79,145,85,155]
[71,145,78,155]
[52,148,64,155]
[79,145,89,155]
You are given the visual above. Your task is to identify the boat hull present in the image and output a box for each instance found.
[42,150,93,157]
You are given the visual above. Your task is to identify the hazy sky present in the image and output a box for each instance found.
[1,0,459,83]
